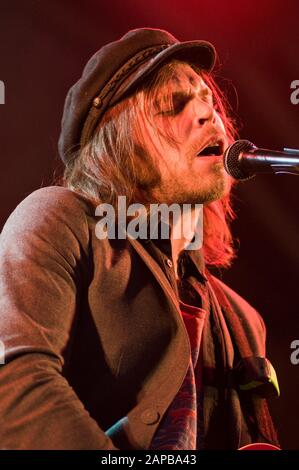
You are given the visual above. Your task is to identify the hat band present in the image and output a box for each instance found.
[80,43,169,148]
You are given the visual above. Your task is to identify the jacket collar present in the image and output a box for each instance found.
[136,213,208,282]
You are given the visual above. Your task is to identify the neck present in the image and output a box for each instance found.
[170,205,202,278]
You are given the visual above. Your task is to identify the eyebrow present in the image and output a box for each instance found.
[174,74,213,97]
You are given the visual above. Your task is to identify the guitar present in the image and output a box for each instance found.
[239,443,281,450]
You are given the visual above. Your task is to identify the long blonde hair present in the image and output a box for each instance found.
[62,60,238,268]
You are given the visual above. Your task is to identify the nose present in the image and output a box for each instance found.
[193,99,216,127]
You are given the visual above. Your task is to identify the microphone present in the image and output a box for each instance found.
[223,139,299,180]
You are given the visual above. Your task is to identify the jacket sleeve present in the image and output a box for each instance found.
[0,186,117,450]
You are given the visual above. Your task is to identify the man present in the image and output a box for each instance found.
[0,28,279,449]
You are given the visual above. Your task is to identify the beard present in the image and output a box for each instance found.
[133,144,232,206]
[148,167,231,206]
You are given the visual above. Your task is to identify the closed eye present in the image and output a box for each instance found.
[157,92,192,116]
[157,91,218,116]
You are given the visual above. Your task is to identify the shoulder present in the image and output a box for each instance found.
[6,186,94,219]
[1,186,95,253]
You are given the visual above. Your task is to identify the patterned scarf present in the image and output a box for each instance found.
[203,272,279,448]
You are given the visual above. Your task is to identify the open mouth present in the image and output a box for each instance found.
[197,140,224,157]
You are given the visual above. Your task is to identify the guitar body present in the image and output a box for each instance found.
[239,443,281,450]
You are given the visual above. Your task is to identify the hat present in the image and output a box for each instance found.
[58,28,216,164]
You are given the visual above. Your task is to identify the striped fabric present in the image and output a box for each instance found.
[149,301,206,450]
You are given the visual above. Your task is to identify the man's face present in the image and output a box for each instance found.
[135,62,232,205]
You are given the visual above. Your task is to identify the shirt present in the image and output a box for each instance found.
[142,235,210,450]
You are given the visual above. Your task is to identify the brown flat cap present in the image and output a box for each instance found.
[58,27,216,164]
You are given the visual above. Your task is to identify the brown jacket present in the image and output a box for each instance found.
[0,186,268,449]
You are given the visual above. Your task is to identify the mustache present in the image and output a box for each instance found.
[187,132,226,157]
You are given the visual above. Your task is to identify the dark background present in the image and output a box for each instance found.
[0,0,298,449]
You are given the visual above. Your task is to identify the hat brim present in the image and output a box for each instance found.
[110,40,216,107]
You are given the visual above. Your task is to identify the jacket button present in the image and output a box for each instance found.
[141,409,160,425]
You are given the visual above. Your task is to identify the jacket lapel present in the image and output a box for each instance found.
[127,236,181,315]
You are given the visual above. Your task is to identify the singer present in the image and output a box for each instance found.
[0,28,280,450]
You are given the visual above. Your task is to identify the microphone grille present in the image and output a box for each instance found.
[224,139,257,180]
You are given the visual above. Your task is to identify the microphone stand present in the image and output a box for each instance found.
[241,147,299,176]
[276,148,299,176]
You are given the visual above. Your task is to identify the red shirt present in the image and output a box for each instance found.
[150,300,207,450]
